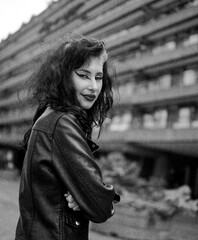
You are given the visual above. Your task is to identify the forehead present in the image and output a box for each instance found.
[80,56,104,72]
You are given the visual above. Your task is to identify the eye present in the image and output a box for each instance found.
[95,76,103,81]
[75,71,89,79]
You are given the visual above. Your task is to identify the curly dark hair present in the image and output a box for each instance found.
[23,36,116,147]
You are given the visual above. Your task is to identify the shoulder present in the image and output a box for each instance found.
[33,107,81,135]
[54,111,85,138]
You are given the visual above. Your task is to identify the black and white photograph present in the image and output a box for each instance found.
[0,1,198,239]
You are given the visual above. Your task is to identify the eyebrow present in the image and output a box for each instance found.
[77,69,103,75]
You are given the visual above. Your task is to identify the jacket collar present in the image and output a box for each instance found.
[85,137,99,153]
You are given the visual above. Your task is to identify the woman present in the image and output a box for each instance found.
[15,36,120,240]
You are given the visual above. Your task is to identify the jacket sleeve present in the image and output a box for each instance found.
[52,114,119,223]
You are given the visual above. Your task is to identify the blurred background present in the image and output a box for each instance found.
[0,0,198,239]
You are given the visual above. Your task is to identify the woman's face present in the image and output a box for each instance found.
[71,56,103,109]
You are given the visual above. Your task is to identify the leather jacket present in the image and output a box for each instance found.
[15,107,120,240]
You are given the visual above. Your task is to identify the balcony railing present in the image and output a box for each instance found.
[0,90,28,108]
[97,128,198,157]
[116,44,198,75]
[120,84,198,107]
[0,110,33,125]
[106,6,198,51]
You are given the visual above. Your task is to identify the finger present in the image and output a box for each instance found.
[68,201,78,209]
[64,192,73,202]
[64,193,80,210]
[64,192,70,197]
[66,194,75,203]
[73,205,80,211]
[68,203,80,211]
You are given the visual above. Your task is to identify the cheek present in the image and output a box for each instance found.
[98,82,103,93]
[72,76,81,94]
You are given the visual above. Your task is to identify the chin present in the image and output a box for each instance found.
[80,102,94,110]
[81,105,93,110]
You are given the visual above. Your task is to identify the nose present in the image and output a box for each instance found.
[88,78,98,91]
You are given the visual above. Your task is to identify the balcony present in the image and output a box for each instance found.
[0,110,33,126]
[0,70,32,92]
[116,44,198,76]
[97,128,198,157]
[120,84,198,107]
[106,5,198,51]
[0,90,28,108]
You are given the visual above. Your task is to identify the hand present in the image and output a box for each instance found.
[64,192,80,211]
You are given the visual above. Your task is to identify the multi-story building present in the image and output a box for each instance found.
[0,0,198,196]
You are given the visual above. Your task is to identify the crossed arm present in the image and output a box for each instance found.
[53,114,120,222]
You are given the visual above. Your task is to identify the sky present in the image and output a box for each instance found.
[0,0,51,42]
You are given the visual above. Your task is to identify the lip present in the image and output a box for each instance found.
[82,94,96,101]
